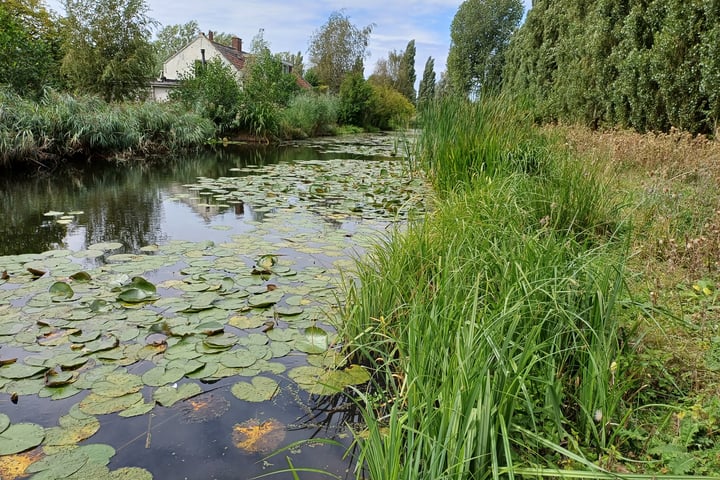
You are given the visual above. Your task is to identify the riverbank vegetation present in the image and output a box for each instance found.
[0,89,214,166]
[340,96,720,478]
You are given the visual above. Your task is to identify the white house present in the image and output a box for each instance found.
[150,31,248,101]
[149,31,311,101]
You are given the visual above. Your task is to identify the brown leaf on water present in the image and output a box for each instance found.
[26,267,46,278]
[232,418,285,454]
[0,448,43,479]
[1,270,9,280]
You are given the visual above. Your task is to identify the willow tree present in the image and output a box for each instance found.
[447,0,523,96]
[61,0,157,101]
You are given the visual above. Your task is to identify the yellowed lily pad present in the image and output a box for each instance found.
[0,447,43,479]
[232,418,286,454]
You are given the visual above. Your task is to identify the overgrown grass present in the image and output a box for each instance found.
[280,92,339,139]
[0,89,215,166]
[339,99,720,478]
[338,96,663,479]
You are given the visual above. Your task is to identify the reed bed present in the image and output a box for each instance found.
[341,97,643,479]
[0,89,214,166]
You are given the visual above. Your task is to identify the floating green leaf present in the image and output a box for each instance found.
[153,383,202,407]
[79,392,144,415]
[231,376,278,402]
[92,372,143,397]
[142,366,185,387]
[295,326,329,354]
[0,421,45,455]
[248,290,283,308]
[69,271,92,283]
[49,281,74,299]
[0,363,47,379]
[109,467,154,479]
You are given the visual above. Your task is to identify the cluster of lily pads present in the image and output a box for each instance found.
[172,158,429,221]
[0,153,429,478]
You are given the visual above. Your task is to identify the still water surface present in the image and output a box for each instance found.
[0,134,425,479]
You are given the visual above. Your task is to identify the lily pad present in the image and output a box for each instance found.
[248,290,283,308]
[295,326,329,354]
[153,382,202,407]
[69,271,92,282]
[0,363,47,379]
[49,281,74,299]
[108,467,154,479]
[0,420,45,455]
[142,366,186,387]
[231,376,278,403]
[79,392,144,415]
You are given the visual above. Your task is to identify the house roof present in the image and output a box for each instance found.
[295,73,312,90]
[212,40,247,71]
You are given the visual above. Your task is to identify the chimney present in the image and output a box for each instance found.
[232,36,242,52]
[208,30,214,42]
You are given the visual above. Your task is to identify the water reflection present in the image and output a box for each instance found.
[0,143,362,256]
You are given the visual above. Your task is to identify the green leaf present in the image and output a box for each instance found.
[109,467,154,479]
[0,363,47,379]
[69,271,92,282]
[248,290,283,308]
[49,281,74,299]
[142,366,186,387]
[91,372,143,397]
[117,288,151,303]
[153,383,202,407]
[0,414,9,433]
[79,392,144,415]
[295,326,328,354]
[0,422,45,455]
[230,376,278,402]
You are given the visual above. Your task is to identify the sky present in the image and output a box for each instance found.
[46,0,533,81]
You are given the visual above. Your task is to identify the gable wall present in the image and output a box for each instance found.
[163,36,243,82]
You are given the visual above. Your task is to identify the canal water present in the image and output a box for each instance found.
[0,134,427,479]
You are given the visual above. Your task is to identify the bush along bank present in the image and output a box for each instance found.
[0,89,215,168]
[340,96,660,479]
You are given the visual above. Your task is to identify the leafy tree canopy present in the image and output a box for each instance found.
[447,0,523,96]
[0,0,63,97]
[417,56,436,110]
[308,10,373,93]
[61,0,157,101]
[504,0,720,134]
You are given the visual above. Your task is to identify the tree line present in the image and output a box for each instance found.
[443,0,720,136]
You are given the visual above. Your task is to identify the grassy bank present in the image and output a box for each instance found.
[0,89,215,167]
[340,98,720,478]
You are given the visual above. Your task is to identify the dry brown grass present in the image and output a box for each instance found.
[550,124,720,399]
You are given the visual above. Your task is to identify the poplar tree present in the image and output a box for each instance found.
[417,56,436,110]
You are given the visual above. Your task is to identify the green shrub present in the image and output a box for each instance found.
[280,91,339,138]
[367,84,415,130]
[339,73,374,127]
[170,57,241,133]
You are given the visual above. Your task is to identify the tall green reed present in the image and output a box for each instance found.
[0,89,215,165]
[342,96,635,479]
